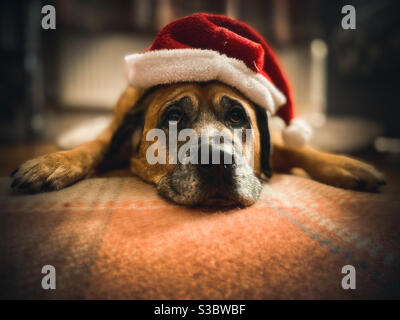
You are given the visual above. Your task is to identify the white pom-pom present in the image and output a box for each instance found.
[282,118,312,148]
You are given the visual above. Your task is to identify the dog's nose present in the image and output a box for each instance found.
[197,144,236,176]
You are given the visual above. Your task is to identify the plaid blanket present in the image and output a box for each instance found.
[0,174,399,299]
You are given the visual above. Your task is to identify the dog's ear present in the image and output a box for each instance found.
[98,87,153,171]
[107,105,145,157]
[254,105,272,178]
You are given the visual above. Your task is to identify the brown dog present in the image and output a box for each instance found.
[10,81,385,206]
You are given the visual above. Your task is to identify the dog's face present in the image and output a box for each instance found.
[110,81,272,206]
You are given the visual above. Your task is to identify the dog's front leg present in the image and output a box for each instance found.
[10,86,144,193]
[10,137,111,192]
[271,142,386,191]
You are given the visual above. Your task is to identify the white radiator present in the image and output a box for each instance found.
[58,34,151,109]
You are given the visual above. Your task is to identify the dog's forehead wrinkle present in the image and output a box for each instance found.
[219,95,240,109]
[152,85,200,115]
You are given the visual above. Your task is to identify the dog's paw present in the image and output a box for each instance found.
[10,152,87,193]
[309,155,386,191]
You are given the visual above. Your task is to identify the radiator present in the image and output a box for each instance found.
[58,34,151,109]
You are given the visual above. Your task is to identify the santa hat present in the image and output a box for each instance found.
[125,13,312,147]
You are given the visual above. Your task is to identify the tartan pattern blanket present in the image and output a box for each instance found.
[0,175,399,299]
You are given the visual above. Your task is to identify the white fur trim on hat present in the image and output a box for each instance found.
[125,48,286,115]
[282,118,312,148]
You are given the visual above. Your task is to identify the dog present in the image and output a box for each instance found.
[10,81,385,206]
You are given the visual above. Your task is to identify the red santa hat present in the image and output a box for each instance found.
[125,13,312,147]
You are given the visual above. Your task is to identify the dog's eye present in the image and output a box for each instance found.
[227,106,247,126]
[167,108,183,124]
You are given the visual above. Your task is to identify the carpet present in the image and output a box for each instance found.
[0,174,399,299]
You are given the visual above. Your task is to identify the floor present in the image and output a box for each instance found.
[1,140,399,299]
[1,171,399,299]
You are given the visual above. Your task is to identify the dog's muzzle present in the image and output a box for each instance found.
[157,139,262,207]
[196,142,237,182]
